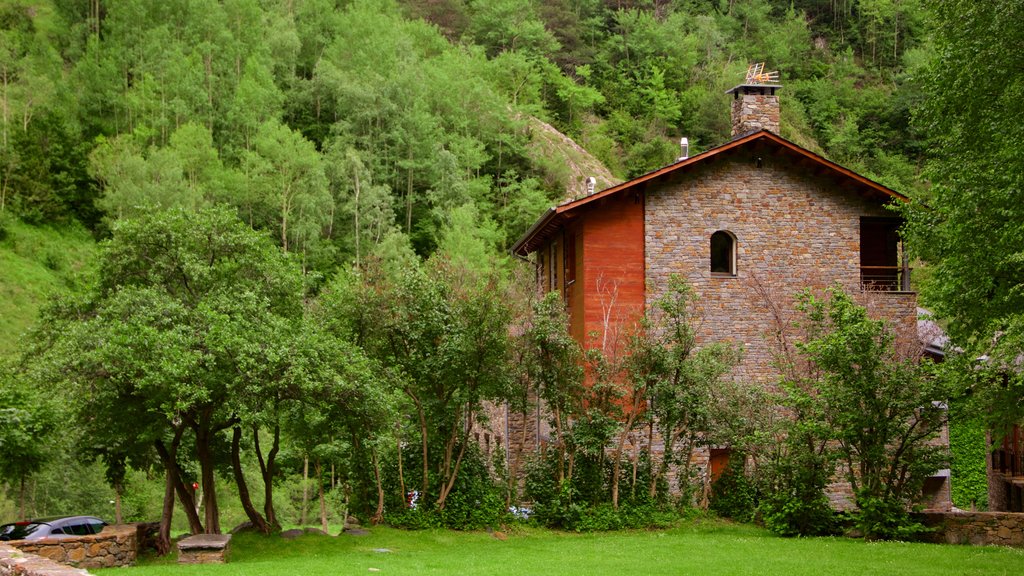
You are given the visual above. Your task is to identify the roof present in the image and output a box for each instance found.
[511,130,908,256]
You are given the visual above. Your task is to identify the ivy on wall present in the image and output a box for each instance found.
[948,400,988,510]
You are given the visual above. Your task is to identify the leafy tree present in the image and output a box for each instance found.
[465,0,560,58]
[521,291,585,489]
[321,252,515,514]
[794,287,946,538]
[903,0,1024,429]
[243,119,331,256]
[627,275,741,504]
[0,361,56,518]
[29,207,306,546]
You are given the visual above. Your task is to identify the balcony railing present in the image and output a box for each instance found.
[860,265,911,292]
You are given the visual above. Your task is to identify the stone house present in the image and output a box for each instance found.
[508,80,951,511]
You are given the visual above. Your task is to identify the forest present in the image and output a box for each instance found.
[1,0,1021,551]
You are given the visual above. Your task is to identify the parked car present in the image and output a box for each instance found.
[0,516,107,541]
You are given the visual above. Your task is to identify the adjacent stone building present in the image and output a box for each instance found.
[509,79,951,511]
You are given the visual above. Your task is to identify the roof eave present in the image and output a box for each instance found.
[511,207,556,257]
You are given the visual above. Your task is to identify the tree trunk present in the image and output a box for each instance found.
[157,464,175,555]
[301,456,309,525]
[317,457,328,533]
[405,389,429,501]
[231,426,271,533]
[611,411,637,509]
[436,411,471,511]
[254,423,281,529]
[114,481,124,524]
[18,476,25,520]
[195,423,220,533]
[155,433,204,535]
[396,425,406,504]
[553,406,565,484]
[353,171,361,267]
[371,446,385,524]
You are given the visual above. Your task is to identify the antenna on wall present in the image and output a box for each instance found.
[678,137,689,161]
[586,176,596,196]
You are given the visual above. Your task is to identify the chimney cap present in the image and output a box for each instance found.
[725,84,782,96]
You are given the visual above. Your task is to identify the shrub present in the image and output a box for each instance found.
[854,493,929,540]
[760,490,836,537]
[708,458,758,523]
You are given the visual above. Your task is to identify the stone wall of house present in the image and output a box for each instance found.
[6,524,138,570]
[645,149,937,509]
[645,150,916,391]
[0,543,92,576]
[917,511,1024,547]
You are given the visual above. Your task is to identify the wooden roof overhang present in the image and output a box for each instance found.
[511,130,908,257]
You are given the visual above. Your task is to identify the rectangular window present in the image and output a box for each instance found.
[549,242,558,292]
[565,233,576,285]
[860,217,903,290]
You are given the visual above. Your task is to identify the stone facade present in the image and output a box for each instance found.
[645,150,917,390]
[3,524,139,571]
[917,511,1024,547]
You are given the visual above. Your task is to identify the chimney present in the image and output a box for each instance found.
[677,137,689,161]
[585,176,596,196]
[726,64,781,137]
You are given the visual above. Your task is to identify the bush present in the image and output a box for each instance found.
[708,458,758,523]
[523,450,681,531]
[854,493,929,540]
[381,445,507,531]
[760,490,836,537]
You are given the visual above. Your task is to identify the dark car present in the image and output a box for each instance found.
[0,516,107,541]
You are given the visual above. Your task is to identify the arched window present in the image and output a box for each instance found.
[710,231,736,275]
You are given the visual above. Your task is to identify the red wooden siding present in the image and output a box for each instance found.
[577,192,646,353]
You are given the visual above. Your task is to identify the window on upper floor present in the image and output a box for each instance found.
[860,217,906,291]
[710,230,736,276]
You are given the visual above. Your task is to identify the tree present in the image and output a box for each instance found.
[626,275,741,505]
[793,287,946,538]
[521,291,584,489]
[0,361,56,518]
[903,0,1024,429]
[321,252,515,513]
[244,119,331,256]
[29,207,305,547]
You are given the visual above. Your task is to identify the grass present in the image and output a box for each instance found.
[96,521,1024,576]
[0,218,96,357]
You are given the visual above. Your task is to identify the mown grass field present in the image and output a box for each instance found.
[97,521,1023,576]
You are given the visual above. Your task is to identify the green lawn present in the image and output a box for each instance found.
[98,521,1023,576]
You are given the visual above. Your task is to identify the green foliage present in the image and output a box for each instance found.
[708,458,757,523]
[2,0,935,279]
[903,0,1024,430]
[946,396,988,510]
[0,361,57,511]
[760,492,836,538]
[626,275,743,506]
[763,286,947,539]
[853,493,929,541]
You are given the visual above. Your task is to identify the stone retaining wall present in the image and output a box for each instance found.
[5,524,138,570]
[0,543,92,576]
[918,511,1024,547]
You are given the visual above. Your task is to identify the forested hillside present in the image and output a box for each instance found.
[1,0,931,263]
